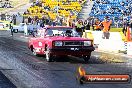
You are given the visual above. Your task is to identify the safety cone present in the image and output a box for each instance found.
[125,27,131,42]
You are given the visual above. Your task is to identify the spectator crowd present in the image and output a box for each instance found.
[90,0,132,28]
[0,0,13,8]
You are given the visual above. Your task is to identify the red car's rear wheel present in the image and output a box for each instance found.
[83,55,91,63]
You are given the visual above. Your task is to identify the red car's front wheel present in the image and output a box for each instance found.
[32,48,38,56]
[45,47,54,62]
[83,55,91,63]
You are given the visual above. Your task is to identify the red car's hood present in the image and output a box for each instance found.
[46,36,92,41]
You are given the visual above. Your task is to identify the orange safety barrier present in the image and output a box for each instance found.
[125,26,131,42]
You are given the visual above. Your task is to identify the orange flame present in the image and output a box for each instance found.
[78,66,86,76]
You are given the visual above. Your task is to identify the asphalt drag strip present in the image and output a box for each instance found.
[0,33,132,88]
[0,70,16,88]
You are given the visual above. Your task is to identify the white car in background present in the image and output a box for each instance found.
[13,23,26,33]
[13,23,39,34]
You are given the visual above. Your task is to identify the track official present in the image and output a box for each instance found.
[99,16,112,39]
[10,21,13,36]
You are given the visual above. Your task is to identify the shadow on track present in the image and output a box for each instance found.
[35,55,105,64]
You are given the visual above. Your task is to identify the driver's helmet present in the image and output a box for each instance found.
[65,30,72,37]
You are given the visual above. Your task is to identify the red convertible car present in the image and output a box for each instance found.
[28,26,95,62]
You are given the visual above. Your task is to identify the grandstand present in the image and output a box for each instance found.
[89,0,132,21]
[23,0,86,23]
[22,0,132,28]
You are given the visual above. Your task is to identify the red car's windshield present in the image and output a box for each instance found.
[45,28,80,37]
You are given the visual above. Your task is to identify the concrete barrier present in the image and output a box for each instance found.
[127,42,132,55]
[82,30,94,40]
[91,31,103,45]
[83,31,125,45]
[83,31,132,54]
[98,39,125,53]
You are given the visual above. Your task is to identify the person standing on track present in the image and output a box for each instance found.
[24,22,28,36]
[129,18,132,36]
[122,19,129,36]
[83,20,90,31]
[10,21,13,36]
[94,18,101,31]
[99,16,112,39]
[67,15,72,27]
[75,20,83,37]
